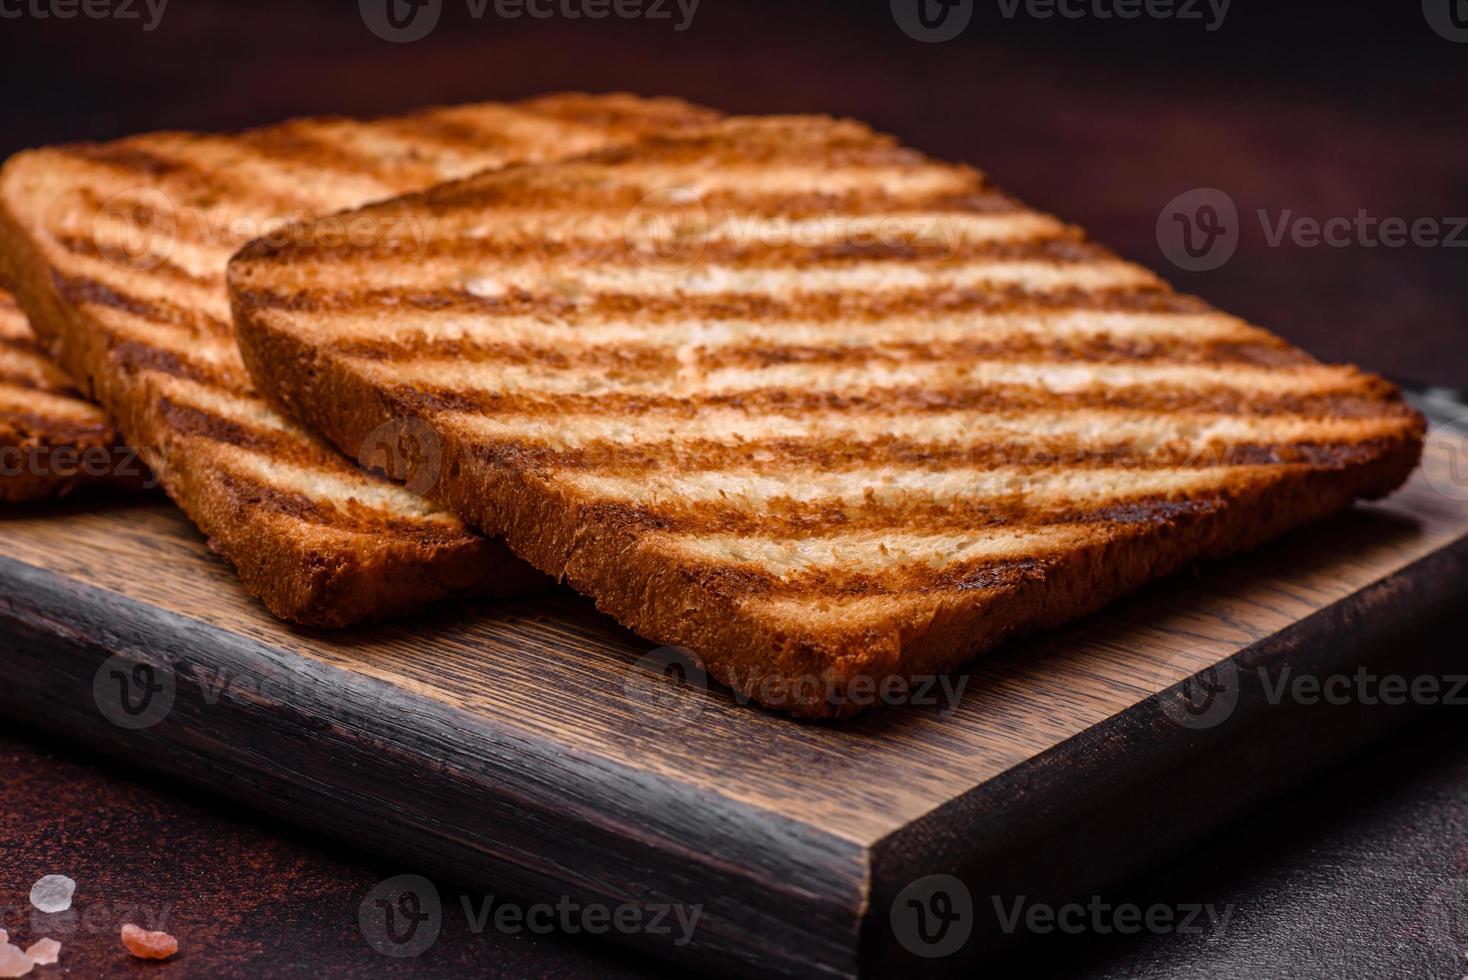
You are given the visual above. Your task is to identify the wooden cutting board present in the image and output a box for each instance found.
[2,429,1466,978]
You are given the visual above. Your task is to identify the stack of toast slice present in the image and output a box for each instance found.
[229,115,1424,715]
[0,94,719,624]
[0,289,135,502]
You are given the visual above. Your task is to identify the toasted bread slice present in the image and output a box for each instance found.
[231,116,1424,711]
[0,287,139,501]
[0,93,720,625]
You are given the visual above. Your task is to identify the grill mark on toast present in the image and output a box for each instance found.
[513,92,724,130]
[51,234,220,290]
[5,94,725,622]
[56,141,321,218]
[444,404,1419,464]
[258,256,1156,301]
[391,377,1405,422]
[108,340,246,393]
[232,282,1203,322]
[60,142,193,179]
[222,112,1427,709]
[210,468,472,545]
[544,124,926,170]
[450,432,1420,483]
[635,518,1212,597]
[362,354,1375,406]
[157,395,459,507]
[413,183,1027,225]
[373,115,524,156]
[234,125,411,184]
[69,183,305,260]
[572,474,1248,539]
[334,332,1309,372]
[256,230,1101,269]
[251,202,1054,264]
[690,337,1311,370]
[295,310,1268,361]
[158,396,313,461]
[0,408,112,441]
[422,159,977,211]
[54,273,230,334]
[634,541,1061,601]
[0,333,48,359]
[57,142,309,219]
[0,368,55,392]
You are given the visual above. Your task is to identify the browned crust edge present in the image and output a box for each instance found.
[232,280,1427,714]
[0,154,542,627]
[0,298,129,502]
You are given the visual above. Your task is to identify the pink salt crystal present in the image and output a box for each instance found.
[120,924,177,961]
[0,942,33,978]
[23,940,58,967]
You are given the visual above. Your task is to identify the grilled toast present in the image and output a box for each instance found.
[0,288,138,501]
[0,93,719,625]
[230,116,1424,714]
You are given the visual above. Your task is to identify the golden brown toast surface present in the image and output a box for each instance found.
[230,116,1424,708]
[0,93,719,624]
[0,288,135,502]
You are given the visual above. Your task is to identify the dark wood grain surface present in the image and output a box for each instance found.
[1,432,1464,978]
[0,2,1464,977]
[8,705,1464,979]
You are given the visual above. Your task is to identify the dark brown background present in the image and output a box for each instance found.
[1,1,1465,976]
[1,1,1463,385]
